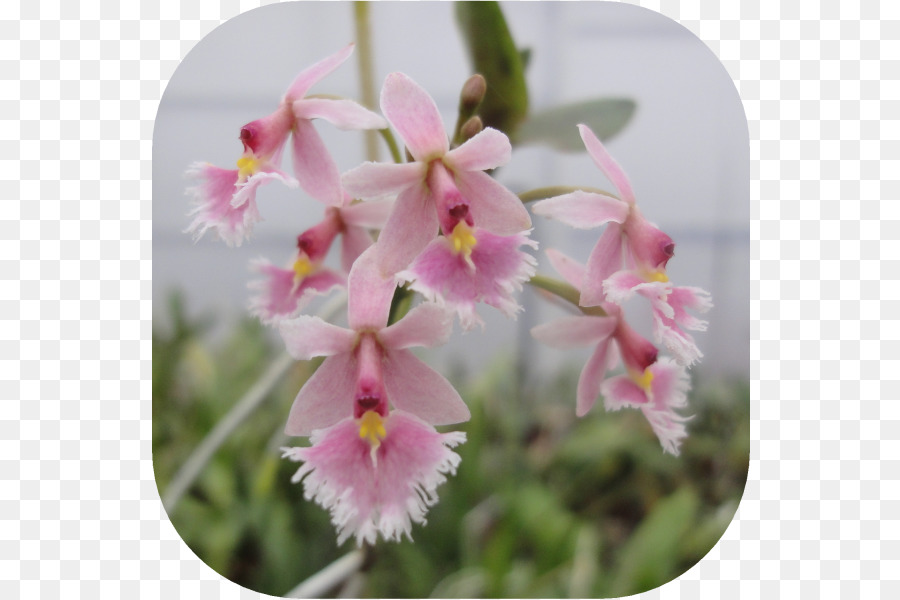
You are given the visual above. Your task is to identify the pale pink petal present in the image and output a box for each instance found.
[455,170,532,234]
[443,127,511,172]
[340,224,374,273]
[580,223,624,307]
[577,124,636,204]
[248,261,344,322]
[231,168,298,208]
[642,359,691,455]
[398,229,537,330]
[531,190,629,229]
[374,183,439,276]
[652,310,703,367]
[291,118,343,206]
[278,315,357,361]
[601,374,649,411]
[531,315,616,349]
[282,410,465,545]
[381,348,471,425]
[284,43,355,101]
[347,245,398,331]
[293,98,387,131]
[239,105,294,161]
[380,72,449,161]
[545,248,586,291]
[378,303,453,350]
[185,163,260,247]
[342,161,427,199]
[602,270,651,305]
[667,286,713,330]
[576,339,613,417]
[339,198,395,228]
[284,352,357,436]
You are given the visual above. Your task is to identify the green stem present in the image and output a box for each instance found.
[518,185,618,204]
[527,274,607,316]
[379,127,403,164]
[354,1,379,162]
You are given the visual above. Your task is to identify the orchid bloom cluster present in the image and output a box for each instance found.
[184,45,710,546]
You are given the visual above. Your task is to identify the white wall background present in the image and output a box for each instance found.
[153,1,749,381]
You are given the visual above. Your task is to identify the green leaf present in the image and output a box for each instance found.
[608,487,699,596]
[455,2,529,135]
[514,98,636,151]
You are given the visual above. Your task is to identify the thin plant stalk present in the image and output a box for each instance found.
[354,1,379,162]
[286,549,366,598]
[162,293,348,514]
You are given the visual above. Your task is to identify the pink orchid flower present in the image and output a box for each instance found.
[282,410,465,546]
[530,124,675,306]
[397,223,537,330]
[186,44,387,246]
[249,195,394,322]
[603,272,712,366]
[531,249,690,455]
[342,72,532,276]
[278,246,470,543]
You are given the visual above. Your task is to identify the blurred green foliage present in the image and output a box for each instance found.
[153,300,749,598]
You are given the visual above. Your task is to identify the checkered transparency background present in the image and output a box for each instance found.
[2,0,895,597]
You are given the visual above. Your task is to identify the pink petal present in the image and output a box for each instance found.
[642,359,691,455]
[239,105,294,161]
[378,302,453,350]
[282,410,465,545]
[340,224,374,274]
[231,168,298,208]
[347,245,398,331]
[380,72,449,161]
[284,352,358,436]
[342,161,427,199]
[667,286,713,330]
[576,339,613,417]
[185,163,261,247]
[443,127,511,172]
[601,374,649,411]
[652,310,703,367]
[284,43,355,101]
[278,315,357,361]
[381,348,471,425]
[602,270,649,305]
[545,248,586,290]
[291,118,343,206]
[398,229,538,330]
[531,315,616,348]
[293,98,387,131]
[455,170,532,234]
[339,198,395,228]
[579,223,624,307]
[248,261,344,322]
[530,190,629,229]
[373,183,439,276]
[577,124,636,204]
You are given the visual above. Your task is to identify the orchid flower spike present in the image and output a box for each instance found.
[530,125,675,306]
[530,249,691,455]
[342,72,532,276]
[186,44,387,246]
[278,246,470,544]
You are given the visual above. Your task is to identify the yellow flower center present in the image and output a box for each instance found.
[630,367,655,392]
[358,411,387,466]
[449,221,477,267]
[643,269,669,283]
[292,254,315,281]
[236,155,261,181]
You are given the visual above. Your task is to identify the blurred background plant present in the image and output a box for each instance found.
[153,292,748,597]
[153,2,749,596]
